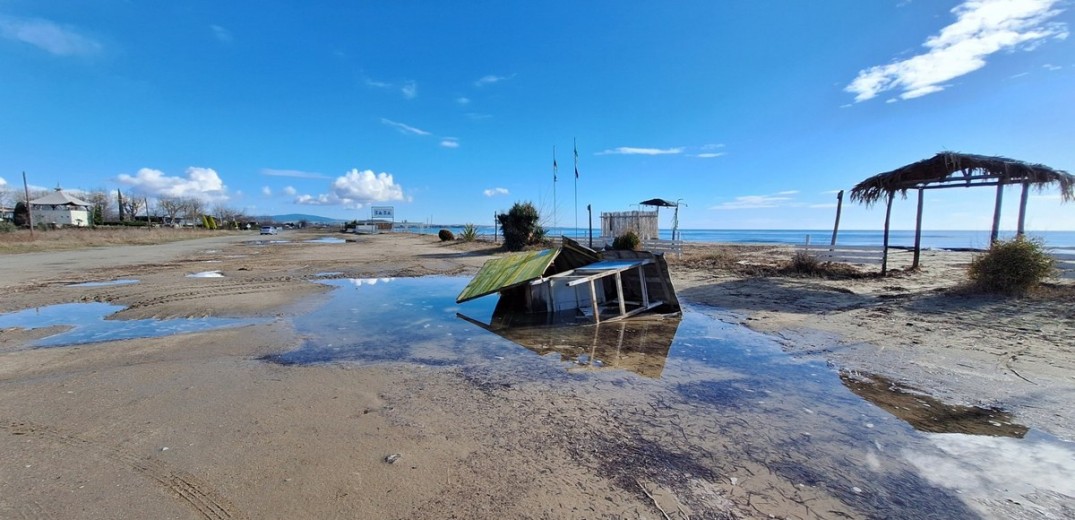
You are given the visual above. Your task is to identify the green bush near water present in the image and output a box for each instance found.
[498,201,544,251]
[612,231,641,251]
[968,237,1055,295]
[459,223,478,242]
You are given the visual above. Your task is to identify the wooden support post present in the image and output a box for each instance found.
[830,190,843,248]
[588,279,601,323]
[614,272,626,317]
[912,188,924,270]
[637,265,650,308]
[990,182,1004,245]
[1017,182,1029,238]
[881,193,893,276]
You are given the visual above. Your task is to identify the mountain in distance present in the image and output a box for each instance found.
[267,213,345,224]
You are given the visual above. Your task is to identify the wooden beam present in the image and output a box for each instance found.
[882,193,893,276]
[913,189,924,270]
[991,182,1004,245]
[830,190,844,247]
[1017,182,1029,237]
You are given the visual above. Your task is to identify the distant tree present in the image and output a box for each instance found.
[184,198,205,224]
[0,186,13,210]
[119,190,145,221]
[82,190,113,224]
[158,197,185,225]
[13,201,28,226]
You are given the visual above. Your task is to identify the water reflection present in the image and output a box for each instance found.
[841,372,1028,437]
[66,279,139,287]
[458,311,679,379]
[305,237,347,244]
[187,271,224,278]
[0,302,254,347]
[267,276,1073,518]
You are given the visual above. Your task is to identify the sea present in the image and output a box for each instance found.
[404,225,1075,252]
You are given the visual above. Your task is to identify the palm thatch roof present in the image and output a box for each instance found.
[850,152,1075,206]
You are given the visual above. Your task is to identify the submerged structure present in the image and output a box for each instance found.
[456,238,680,324]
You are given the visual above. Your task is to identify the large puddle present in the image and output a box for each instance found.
[271,276,1075,518]
[0,302,255,347]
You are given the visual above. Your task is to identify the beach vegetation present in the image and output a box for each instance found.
[497,201,544,251]
[968,237,1055,295]
[459,223,478,242]
[612,231,641,251]
[787,250,821,274]
[438,228,455,241]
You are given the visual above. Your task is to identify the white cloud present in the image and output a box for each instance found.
[0,176,6,188]
[210,25,232,44]
[710,192,799,210]
[696,152,726,158]
[456,97,471,105]
[483,187,509,197]
[401,80,417,99]
[597,146,685,156]
[0,15,102,56]
[117,167,229,203]
[283,186,296,196]
[295,169,404,209]
[364,77,392,89]
[466,112,492,120]
[846,0,1068,102]
[261,168,329,179]
[701,143,725,150]
[1043,63,1062,70]
[261,186,272,196]
[381,118,431,136]
[474,74,515,87]
[440,138,460,148]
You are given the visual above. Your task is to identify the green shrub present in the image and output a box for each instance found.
[438,228,455,241]
[459,223,478,242]
[612,231,641,251]
[497,201,544,251]
[968,237,1055,295]
[0,221,16,233]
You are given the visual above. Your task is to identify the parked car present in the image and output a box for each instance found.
[259,226,278,235]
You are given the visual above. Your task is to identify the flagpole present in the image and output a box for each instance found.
[573,138,579,239]
[552,146,558,230]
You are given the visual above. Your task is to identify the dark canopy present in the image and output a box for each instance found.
[639,198,679,207]
[850,152,1075,206]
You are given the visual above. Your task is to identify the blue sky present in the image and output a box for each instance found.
[2,0,1073,231]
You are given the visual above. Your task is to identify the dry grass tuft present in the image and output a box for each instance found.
[0,227,229,254]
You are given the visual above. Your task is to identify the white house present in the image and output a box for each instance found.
[30,189,93,227]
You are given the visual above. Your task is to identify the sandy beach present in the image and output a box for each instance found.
[1,229,1072,519]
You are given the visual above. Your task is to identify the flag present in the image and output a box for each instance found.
[553,148,558,182]
[573,140,579,179]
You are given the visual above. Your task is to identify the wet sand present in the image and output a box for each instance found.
[1,231,1072,519]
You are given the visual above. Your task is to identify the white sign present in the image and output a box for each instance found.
[371,206,394,220]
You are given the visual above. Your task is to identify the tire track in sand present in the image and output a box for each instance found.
[4,421,245,520]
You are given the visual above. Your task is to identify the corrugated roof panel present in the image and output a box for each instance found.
[456,249,559,303]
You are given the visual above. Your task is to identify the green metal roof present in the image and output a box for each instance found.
[456,249,560,303]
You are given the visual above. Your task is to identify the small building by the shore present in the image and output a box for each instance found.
[600,211,658,240]
[30,189,93,227]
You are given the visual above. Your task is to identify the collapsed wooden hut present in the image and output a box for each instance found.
[849,152,1074,274]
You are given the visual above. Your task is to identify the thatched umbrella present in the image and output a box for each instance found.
[849,152,1074,274]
